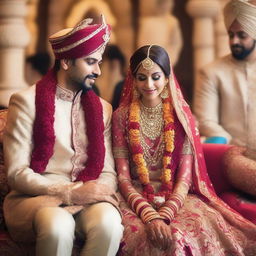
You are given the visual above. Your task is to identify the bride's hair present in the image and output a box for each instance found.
[130,45,171,77]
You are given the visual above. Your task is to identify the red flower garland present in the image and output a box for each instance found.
[30,69,105,182]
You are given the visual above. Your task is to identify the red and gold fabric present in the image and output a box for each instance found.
[112,67,256,255]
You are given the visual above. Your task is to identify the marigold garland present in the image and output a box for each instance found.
[128,93,175,201]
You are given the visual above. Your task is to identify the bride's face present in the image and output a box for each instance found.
[134,62,168,107]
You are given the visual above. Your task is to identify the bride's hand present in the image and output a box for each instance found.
[145,219,172,251]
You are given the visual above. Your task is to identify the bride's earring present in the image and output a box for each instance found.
[160,86,169,99]
[133,88,140,99]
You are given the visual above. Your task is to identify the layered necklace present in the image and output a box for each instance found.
[128,96,175,201]
[140,102,163,139]
[140,102,165,168]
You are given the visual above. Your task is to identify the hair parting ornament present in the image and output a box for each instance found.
[135,45,155,73]
[142,45,155,70]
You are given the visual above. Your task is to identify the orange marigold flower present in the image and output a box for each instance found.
[165,131,175,151]
[130,129,140,137]
[139,172,150,184]
[162,168,171,183]
[133,153,145,164]
[163,156,171,166]
[139,166,148,174]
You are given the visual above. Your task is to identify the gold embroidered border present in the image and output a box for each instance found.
[113,147,129,158]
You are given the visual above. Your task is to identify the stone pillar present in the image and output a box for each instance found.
[137,0,183,66]
[48,0,67,37]
[26,0,39,56]
[107,0,134,64]
[48,0,65,59]
[186,0,220,75]
[215,0,230,58]
[0,0,30,107]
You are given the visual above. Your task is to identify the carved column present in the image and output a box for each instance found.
[26,0,39,56]
[47,0,73,58]
[186,0,220,75]
[107,0,134,63]
[215,0,230,58]
[48,0,67,37]
[0,0,30,107]
[138,0,183,67]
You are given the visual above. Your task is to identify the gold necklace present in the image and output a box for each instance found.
[140,133,165,168]
[140,102,164,140]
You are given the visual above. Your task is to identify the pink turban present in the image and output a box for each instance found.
[224,0,256,40]
[49,15,111,59]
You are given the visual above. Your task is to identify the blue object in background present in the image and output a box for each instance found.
[204,136,227,144]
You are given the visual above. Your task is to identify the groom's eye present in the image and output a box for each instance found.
[85,58,97,65]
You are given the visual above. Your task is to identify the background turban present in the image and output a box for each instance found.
[224,0,256,40]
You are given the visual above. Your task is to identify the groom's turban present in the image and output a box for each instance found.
[49,15,111,59]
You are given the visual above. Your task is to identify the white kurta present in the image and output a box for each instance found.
[3,85,118,243]
[194,54,256,146]
[4,85,117,194]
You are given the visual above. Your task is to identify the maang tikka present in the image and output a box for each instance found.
[141,45,155,70]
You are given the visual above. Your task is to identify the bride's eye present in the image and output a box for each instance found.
[136,74,146,81]
[152,75,160,81]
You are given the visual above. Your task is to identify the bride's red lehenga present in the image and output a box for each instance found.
[112,71,256,256]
